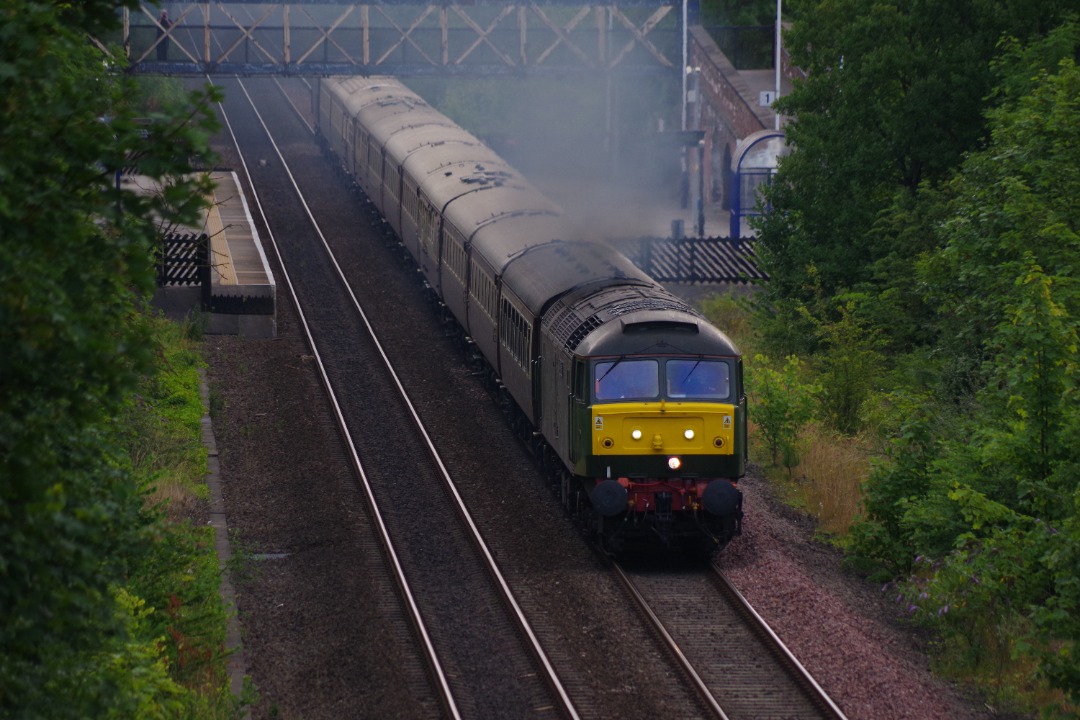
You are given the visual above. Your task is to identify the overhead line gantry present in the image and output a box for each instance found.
[108,1,686,77]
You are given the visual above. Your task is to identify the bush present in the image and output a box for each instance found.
[746,354,819,471]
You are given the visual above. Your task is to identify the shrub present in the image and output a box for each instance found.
[746,354,819,470]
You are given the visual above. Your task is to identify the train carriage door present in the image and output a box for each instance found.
[345,116,355,176]
[567,359,588,462]
[419,199,434,263]
[418,184,436,275]
[419,191,440,287]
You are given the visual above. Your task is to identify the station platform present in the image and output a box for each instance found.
[144,170,277,338]
[202,171,277,338]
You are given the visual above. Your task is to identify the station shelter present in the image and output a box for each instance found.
[728,129,788,239]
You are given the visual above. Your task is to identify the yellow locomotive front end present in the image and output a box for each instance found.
[576,356,745,551]
[591,400,737,467]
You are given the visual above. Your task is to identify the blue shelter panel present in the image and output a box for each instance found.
[729,129,787,239]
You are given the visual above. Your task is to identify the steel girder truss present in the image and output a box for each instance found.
[110,2,681,76]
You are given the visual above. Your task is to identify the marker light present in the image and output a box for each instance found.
[683,428,695,440]
[668,456,682,470]
[631,428,643,441]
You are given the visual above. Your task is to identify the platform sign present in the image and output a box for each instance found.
[759,91,776,107]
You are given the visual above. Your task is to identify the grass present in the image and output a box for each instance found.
[779,424,869,537]
[745,420,869,540]
[120,312,243,717]
[929,616,1075,718]
[126,318,210,520]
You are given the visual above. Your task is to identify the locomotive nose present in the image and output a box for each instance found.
[702,480,740,517]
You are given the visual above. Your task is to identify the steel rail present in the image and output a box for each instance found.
[611,562,730,719]
[217,75,581,720]
[711,568,849,720]
[212,76,462,720]
[612,557,849,720]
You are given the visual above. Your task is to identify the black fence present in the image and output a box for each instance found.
[156,231,213,311]
[627,236,766,284]
[157,231,209,283]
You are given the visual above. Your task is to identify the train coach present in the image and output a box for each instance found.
[313,76,746,554]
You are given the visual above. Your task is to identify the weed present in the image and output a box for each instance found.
[783,424,869,537]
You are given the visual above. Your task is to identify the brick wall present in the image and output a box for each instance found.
[688,25,798,210]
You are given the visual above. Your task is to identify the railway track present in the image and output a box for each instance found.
[208,74,848,718]
[615,559,847,720]
[215,76,578,718]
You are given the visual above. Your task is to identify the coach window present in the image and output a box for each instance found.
[594,359,659,401]
[665,359,730,400]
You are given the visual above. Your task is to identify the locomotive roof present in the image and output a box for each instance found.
[581,311,740,358]
[543,282,741,358]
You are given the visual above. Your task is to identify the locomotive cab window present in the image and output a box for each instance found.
[594,359,659,401]
[665,359,730,400]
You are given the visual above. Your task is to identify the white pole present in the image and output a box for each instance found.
[681,0,688,131]
[775,0,782,130]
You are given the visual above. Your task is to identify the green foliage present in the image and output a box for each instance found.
[746,354,819,469]
[845,25,1080,706]
[844,393,941,579]
[755,0,1075,351]
[122,316,210,511]
[985,268,1079,517]
[898,510,1080,716]
[100,588,187,720]
[921,59,1080,370]
[127,524,230,700]
[800,295,887,434]
[1033,494,1080,710]
[123,316,237,717]
[699,0,784,26]
[0,0,226,715]
[699,292,757,355]
[742,0,1080,707]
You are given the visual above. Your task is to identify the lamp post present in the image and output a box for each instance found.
[686,65,704,236]
[775,0,782,130]
[681,0,688,132]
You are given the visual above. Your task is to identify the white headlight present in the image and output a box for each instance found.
[683,428,695,440]
[668,456,682,470]
[631,428,642,440]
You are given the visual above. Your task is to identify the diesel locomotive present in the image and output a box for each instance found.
[313,76,745,553]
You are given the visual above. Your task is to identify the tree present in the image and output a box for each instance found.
[754,0,1076,353]
[699,0,784,26]
[0,1,220,714]
[746,354,819,467]
[923,25,1080,362]
[856,30,1080,706]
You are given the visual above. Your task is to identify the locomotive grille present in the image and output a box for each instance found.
[564,314,602,353]
[546,302,602,354]
[608,297,697,318]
